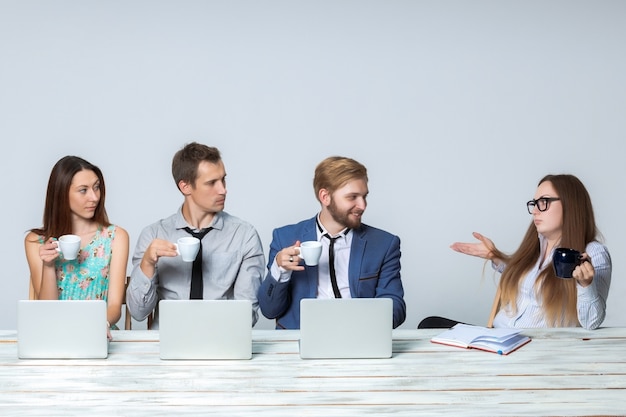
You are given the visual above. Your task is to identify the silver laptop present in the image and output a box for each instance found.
[17,300,108,359]
[299,298,393,359]
[159,300,252,360]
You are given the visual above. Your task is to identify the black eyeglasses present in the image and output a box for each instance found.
[526,197,560,214]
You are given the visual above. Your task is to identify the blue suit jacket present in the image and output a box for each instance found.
[258,216,406,329]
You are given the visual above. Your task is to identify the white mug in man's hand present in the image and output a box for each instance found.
[296,241,323,266]
[176,237,200,262]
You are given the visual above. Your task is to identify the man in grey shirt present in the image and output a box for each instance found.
[126,143,265,328]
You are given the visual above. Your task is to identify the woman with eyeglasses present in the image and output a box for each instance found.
[422,174,611,330]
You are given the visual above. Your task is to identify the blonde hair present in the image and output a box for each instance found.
[313,156,367,201]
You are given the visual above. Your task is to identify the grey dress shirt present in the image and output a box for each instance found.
[127,208,265,328]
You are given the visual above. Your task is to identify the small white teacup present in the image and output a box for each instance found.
[53,234,81,260]
[176,237,200,262]
[296,241,323,266]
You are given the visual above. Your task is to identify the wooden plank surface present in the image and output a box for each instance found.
[1,329,625,416]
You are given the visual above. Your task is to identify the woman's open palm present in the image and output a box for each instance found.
[450,232,496,261]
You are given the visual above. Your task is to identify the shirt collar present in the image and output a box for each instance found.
[538,233,561,268]
[175,206,224,232]
[315,214,350,239]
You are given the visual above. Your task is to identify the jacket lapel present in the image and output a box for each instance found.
[303,218,320,297]
[348,226,366,296]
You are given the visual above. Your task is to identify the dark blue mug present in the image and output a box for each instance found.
[553,248,583,278]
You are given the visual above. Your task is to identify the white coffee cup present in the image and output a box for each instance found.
[296,241,323,266]
[176,237,200,262]
[53,234,81,260]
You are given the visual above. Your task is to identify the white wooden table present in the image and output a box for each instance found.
[1,328,625,416]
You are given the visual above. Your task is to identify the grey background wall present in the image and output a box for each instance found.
[1,0,625,330]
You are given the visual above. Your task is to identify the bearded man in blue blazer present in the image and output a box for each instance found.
[258,156,406,329]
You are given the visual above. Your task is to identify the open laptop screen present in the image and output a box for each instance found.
[158,299,252,360]
[17,300,108,359]
[299,298,393,359]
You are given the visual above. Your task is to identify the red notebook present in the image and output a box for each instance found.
[431,323,531,355]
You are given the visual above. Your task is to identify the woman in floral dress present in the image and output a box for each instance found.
[25,156,129,333]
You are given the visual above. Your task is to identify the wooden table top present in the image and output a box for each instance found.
[1,328,625,416]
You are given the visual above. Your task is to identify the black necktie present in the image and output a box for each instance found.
[316,218,350,298]
[323,233,342,298]
[183,227,213,299]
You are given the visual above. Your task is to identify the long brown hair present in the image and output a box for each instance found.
[494,174,598,327]
[30,156,110,240]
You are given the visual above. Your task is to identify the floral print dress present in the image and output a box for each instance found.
[54,225,117,301]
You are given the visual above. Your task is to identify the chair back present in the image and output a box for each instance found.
[124,276,132,330]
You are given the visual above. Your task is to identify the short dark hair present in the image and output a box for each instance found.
[171,142,222,187]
